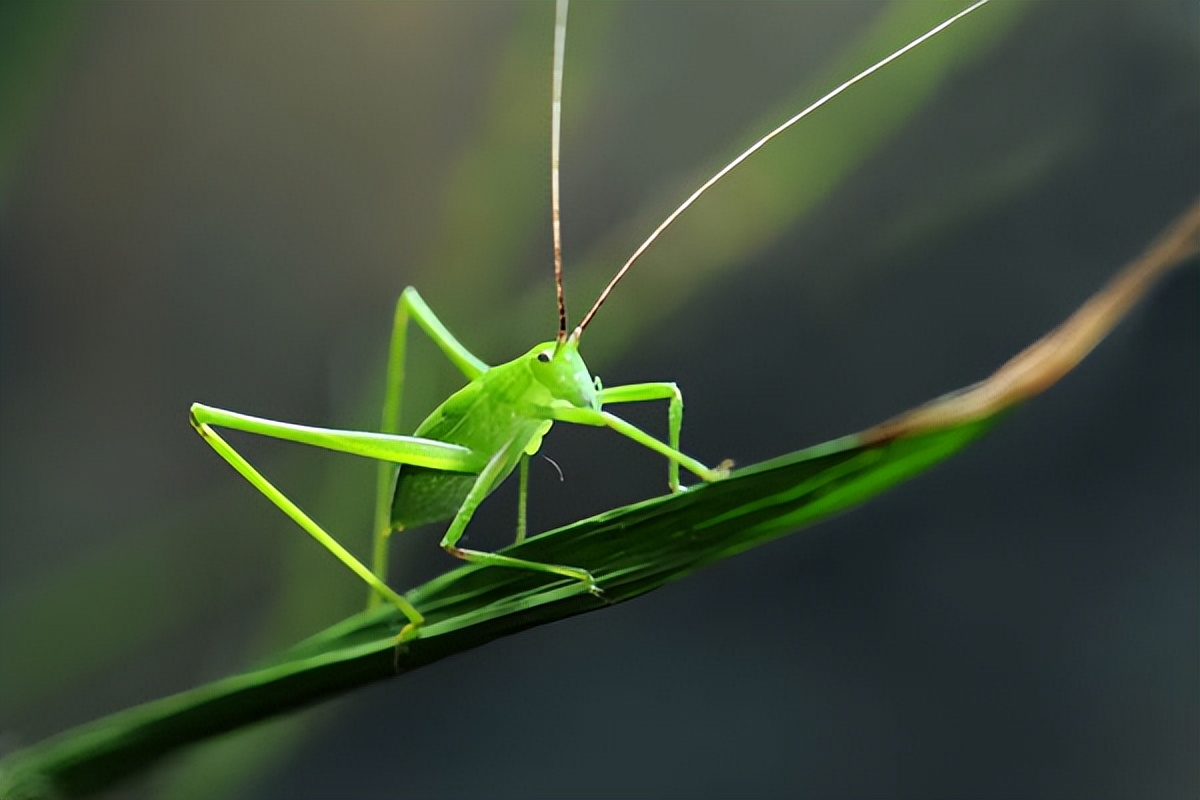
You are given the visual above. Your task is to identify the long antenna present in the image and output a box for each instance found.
[551,0,569,344]
[572,0,991,338]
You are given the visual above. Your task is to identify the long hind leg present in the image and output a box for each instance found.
[191,402,482,639]
[371,287,492,607]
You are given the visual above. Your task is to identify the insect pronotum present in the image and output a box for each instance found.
[189,0,991,640]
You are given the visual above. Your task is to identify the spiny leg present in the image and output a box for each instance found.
[598,382,685,491]
[441,439,600,595]
[191,402,483,639]
[371,287,491,607]
[549,403,728,486]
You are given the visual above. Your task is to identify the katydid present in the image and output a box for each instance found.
[190,0,990,641]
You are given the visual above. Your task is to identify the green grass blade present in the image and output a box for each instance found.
[0,419,994,800]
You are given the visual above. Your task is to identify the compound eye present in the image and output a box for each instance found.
[536,350,551,363]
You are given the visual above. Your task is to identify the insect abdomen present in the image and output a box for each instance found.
[390,467,478,530]
[389,361,548,531]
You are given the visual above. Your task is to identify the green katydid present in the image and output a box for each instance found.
[190,0,991,641]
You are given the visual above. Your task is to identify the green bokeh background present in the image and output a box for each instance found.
[1,2,1196,797]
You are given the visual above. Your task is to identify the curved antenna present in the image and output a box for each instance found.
[573,0,991,338]
[551,0,570,344]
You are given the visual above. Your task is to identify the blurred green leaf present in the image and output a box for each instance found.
[0,1,85,199]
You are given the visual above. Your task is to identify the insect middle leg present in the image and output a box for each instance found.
[439,437,602,595]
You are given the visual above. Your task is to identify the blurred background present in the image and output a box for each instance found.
[1,1,1196,797]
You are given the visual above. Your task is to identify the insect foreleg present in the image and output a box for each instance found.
[372,286,492,606]
[440,439,600,594]
[549,405,726,486]
[597,382,684,491]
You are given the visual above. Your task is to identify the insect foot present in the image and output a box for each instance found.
[688,459,734,487]
[564,567,604,599]
[584,577,605,600]
[395,621,422,644]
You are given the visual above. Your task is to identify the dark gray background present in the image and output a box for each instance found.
[1,2,1196,797]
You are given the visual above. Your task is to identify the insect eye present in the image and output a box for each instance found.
[536,351,551,363]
